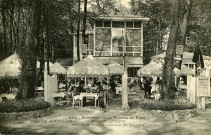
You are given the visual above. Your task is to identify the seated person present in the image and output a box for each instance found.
[76,81,87,106]
[87,80,92,89]
[68,86,77,97]
[59,81,65,89]
[75,81,79,87]
[67,82,73,92]
[76,82,86,95]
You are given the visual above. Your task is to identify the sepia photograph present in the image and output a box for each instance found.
[0,0,211,134]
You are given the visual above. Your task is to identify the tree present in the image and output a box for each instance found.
[76,0,81,61]
[17,0,38,99]
[82,0,87,44]
[132,0,172,64]
[161,0,180,99]
[185,0,211,56]
[179,0,192,45]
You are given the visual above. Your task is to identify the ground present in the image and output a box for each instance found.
[1,87,211,135]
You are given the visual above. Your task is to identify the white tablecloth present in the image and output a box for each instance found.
[80,93,99,99]
[0,93,16,100]
[53,92,66,98]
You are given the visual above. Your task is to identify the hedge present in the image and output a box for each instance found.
[139,99,196,111]
[0,98,50,113]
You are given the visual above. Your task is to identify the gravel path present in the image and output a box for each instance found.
[1,88,211,135]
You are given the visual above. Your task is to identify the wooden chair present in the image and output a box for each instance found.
[72,92,81,106]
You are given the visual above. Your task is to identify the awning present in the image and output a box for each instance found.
[107,62,124,75]
[67,55,109,77]
[137,62,162,77]
[137,62,181,77]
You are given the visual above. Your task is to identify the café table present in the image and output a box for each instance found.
[80,93,99,107]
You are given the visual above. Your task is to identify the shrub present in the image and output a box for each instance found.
[139,99,196,111]
[0,98,51,113]
[206,103,211,108]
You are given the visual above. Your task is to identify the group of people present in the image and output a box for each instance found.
[66,80,104,96]
[140,77,162,99]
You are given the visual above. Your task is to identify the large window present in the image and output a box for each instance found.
[95,29,111,56]
[95,20,142,57]
[112,28,124,56]
[126,30,141,56]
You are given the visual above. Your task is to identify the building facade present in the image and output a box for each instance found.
[73,14,149,77]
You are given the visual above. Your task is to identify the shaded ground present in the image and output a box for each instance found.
[1,87,211,135]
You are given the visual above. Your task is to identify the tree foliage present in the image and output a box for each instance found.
[131,0,172,64]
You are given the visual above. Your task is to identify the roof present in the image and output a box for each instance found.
[137,62,181,77]
[107,62,124,75]
[0,53,21,78]
[0,53,21,66]
[182,58,195,64]
[95,14,150,21]
[50,62,66,74]
[67,55,109,77]
[151,51,211,63]
[176,65,195,76]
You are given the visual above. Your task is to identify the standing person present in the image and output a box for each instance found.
[96,82,104,95]
[144,78,152,98]
[140,77,144,91]
[156,77,161,92]
[110,79,117,98]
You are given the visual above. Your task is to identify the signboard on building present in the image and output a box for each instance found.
[176,45,184,55]
[197,76,210,97]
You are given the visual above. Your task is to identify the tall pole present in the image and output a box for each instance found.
[121,24,129,109]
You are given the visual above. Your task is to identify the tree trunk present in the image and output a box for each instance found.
[82,0,87,44]
[180,0,192,45]
[76,0,81,61]
[17,1,38,99]
[161,0,180,99]
[1,0,7,56]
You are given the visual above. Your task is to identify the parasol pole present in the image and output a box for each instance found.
[85,77,87,88]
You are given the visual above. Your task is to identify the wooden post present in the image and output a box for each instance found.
[85,77,87,88]
[107,76,109,105]
[121,71,129,109]
[201,97,206,109]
